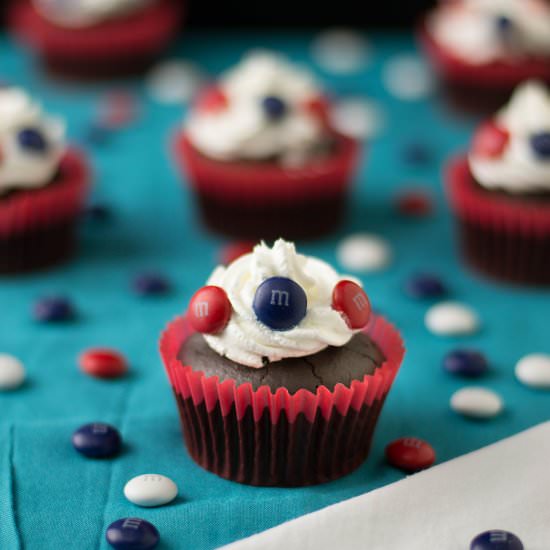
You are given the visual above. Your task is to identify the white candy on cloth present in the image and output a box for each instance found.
[311,28,371,74]
[330,98,385,139]
[124,474,178,507]
[515,354,550,389]
[425,302,479,336]
[450,387,503,419]
[383,54,435,100]
[0,353,25,390]
[337,233,392,272]
[146,60,204,104]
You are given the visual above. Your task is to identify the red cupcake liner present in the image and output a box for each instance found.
[446,155,550,285]
[173,132,360,240]
[0,149,90,273]
[160,314,404,486]
[418,21,550,92]
[9,0,183,78]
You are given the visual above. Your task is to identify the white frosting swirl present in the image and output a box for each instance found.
[203,239,359,368]
[186,52,327,165]
[469,81,550,194]
[33,0,153,27]
[0,88,65,195]
[428,0,550,65]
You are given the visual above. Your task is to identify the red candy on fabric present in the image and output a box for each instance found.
[197,86,228,113]
[471,121,510,158]
[220,241,255,265]
[188,286,232,334]
[98,92,137,129]
[332,280,371,329]
[304,95,331,126]
[396,190,434,217]
[385,437,436,472]
[79,348,128,379]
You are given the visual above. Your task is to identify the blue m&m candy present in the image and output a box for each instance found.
[470,530,523,550]
[253,277,307,331]
[33,296,74,322]
[495,15,514,34]
[17,128,48,153]
[262,96,287,120]
[404,274,446,300]
[443,349,489,378]
[72,422,122,458]
[530,132,550,159]
[106,518,159,550]
[132,272,170,296]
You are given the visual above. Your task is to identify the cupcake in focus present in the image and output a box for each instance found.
[160,239,404,486]
[173,51,360,240]
[9,0,183,79]
[419,0,550,111]
[0,88,90,274]
[446,81,550,285]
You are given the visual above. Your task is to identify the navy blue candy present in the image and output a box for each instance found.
[133,273,170,296]
[253,277,307,331]
[72,423,122,458]
[471,530,523,550]
[402,142,433,165]
[33,296,74,322]
[443,349,489,378]
[17,128,48,153]
[84,203,112,222]
[495,15,514,35]
[262,96,287,120]
[530,132,550,159]
[404,274,446,299]
[106,518,159,550]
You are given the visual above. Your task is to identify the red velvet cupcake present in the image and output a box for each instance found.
[9,0,183,79]
[173,52,360,241]
[160,239,404,486]
[0,88,90,274]
[419,0,550,112]
[445,81,550,286]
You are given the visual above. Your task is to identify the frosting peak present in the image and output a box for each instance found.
[0,88,65,194]
[202,239,361,368]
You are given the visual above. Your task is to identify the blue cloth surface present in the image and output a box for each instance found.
[1,31,549,550]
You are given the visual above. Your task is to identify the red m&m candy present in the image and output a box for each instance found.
[196,86,228,113]
[188,286,232,334]
[472,121,510,158]
[79,348,128,379]
[385,437,436,473]
[332,280,371,329]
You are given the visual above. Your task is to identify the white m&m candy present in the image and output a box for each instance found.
[124,474,178,508]
[0,354,26,390]
[425,302,479,336]
[515,353,550,389]
[451,387,503,419]
[337,233,392,272]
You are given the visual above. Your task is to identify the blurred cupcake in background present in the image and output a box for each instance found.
[419,0,550,112]
[0,88,90,274]
[446,80,550,285]
[9,0,183,79]
[161,239,404,486]
[173,51,360,241]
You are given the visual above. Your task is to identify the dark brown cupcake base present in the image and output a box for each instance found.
[0,218,77,275]
[175,392,384,486]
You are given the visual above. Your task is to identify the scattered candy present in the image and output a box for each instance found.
[84,203,112,222]
[330,98,385,139]
[385,437,436,473]
[450,387,503,419]
[332,280,371,329]
[425,302,480,336]
[253,277,307,331]
[33,296,74,322]
[472,122,510,158]
[383,55,435,100]
[515,353,550,389]
[470,530,523,550]
[530,132,550,159]
[188,286,232,334]
[132,273,170,296]
[395,190,434,217]
[443,349,489,378]
[311,28,370,74]
[220,241,255,265]
[124,474,178,508]
[106,518,159,550]
[83,123,111,146]
[146,60,203,104]
[18,128,47,152]
[401,142,433,165]
[99,92,137,129]
[337,233,392,273]
[0,354,26,390]
[79,349,128,379]
[403,274,446,300]
[72,422,122,458]
[262,96,287,120]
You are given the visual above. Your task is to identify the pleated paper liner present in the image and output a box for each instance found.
[173,132,360,240]
[446,156,550,286]
[9,0,183,79]
[160,314,404,487]
[0,149,90,274]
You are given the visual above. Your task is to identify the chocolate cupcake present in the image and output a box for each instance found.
[161,239,404,486]
[446,81,550,285]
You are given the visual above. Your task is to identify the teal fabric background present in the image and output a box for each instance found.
[1,31,549,550]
